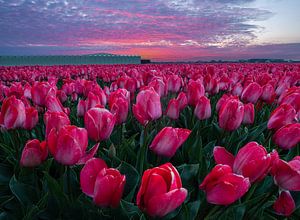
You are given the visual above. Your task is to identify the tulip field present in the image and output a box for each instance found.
[1,63,300,219]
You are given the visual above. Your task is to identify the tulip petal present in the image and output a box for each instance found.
[213,146,234,167]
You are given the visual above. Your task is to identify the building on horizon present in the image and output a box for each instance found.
[0,53,141,66]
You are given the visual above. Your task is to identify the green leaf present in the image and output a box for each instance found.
[117,161,140,202]
[120,200,142,219]
[0,163,12,184]
[9,175,38,206]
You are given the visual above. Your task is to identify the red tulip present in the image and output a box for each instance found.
[45,95,69,114]
[267,104,296,130]
[132,88,162,126]
[137,163,187,217]
[108,88,130,109]
[110,97,129,125]
[242,103,254,124]
[199,164,250,205]
[218,98,244,131]
[44,111,70,139]
[165,99,180,120]
[176,92,188,111]
[261,83,275,104]
[187,80,205,106]
[0,96,26,129]
[84,107,116,141]
[273,123,300,150]
[48,125,98,165]
[214,143,273,183]
[80,158,125,208]
[273,191,295,216]
[31,82,56,106]
[194,96,211,120]
[271,156,300,191]
[24,107,39,130]
[20,139,48,167]
[241,82,263,104]
[149,127,191,157]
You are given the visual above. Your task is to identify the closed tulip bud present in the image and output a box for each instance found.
[187,80,205,106]
[84,107,116,141]
[133,88,162,126]
[194,96,211,120]
[44,111,70,139]
[137,163,187,217]
[110,97,129,124]
[77,99,86,117]
[24,107,39,130]
[214,142,273,183]
[261,83,275,103]
[0,96,26,129]
[271,156,300,191]
[273,191,295,216]
[149,127,191,157]
[176,92,188,111]
[232,83,243,96]
[108,88,130,109]
[267,104,296,130]
[31,82,56,106]
[199,164,250,205]
[165,99,180,120]
[242,103,254,124]
[45,95,68,114]
[20,139,48,167]
[149,78,167,97]
[241,82,263,104]
[80,158,125,208]
[273,123,300,150]
[218,98,244,131]
[48,125,98,165]
[167,75,182,92]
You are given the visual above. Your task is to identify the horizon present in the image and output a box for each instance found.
[1,0,300,61]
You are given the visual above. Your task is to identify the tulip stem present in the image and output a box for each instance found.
[66,166,72,201]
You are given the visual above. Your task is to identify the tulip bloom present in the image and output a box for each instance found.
[44,111,70,139]
[132,88,162,126]
[242,103,254,124]
[24,107,39,130]
[109,88,130,124]
[267,104,296,130]
[48,125,98,165]
[218,98,244,131]
[261,84,275,104]
[213,142,274,183]
[31,82,56,106]
[165,99,180,120]
[84,107,116,141]
[194,96,211,120]
[199,164,250,205]
[273,123,300,150]
[80,158,125,208]
[176,92,188,111]
[20,139,48,167]
[271,156,300,191]
[273,191,295,216]
[149,127,191,157]
[241,82,263,104]
[137,163,187,217]
[187,80,205,106]
[167,75,182,92]
[0,96,26,129]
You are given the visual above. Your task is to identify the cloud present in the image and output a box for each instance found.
[0,0,298,60]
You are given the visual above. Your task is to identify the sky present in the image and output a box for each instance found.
[0,0,299,61]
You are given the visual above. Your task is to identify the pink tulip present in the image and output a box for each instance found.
[267,104,296,130]
[271,156,300,191]
[31,82,56,106]
[273,191,295,216]
[176,92,188,111]
[199,164,250,205]
[20,139,48,167]
[218,98,244,131]
[137,163,187,217]
[214,143,273,183]
[194,96,211,120]
[48,125,98,165]
[0,96,26,129]
[261,84,275,104]
[273,123,300,150]
[80,158,125,208]
[44,111,70,139]
[77,99,86,117]
[24,107,39,130]
[149,127,191,158]
[242,103,254,124]
[232,83,243,96]
[187,80,205,106]
[167,75,182,92]
[165,99,180,120]
[84,107,116,141]
[110,97,129,125]
[241,82,263,104]
[133,88,162,126]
